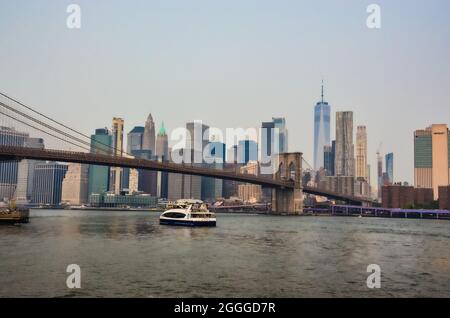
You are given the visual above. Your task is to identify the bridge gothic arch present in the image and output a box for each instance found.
[277,162,286,180]
[288,161,296,181]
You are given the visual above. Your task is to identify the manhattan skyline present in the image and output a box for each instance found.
[1,0,450,185]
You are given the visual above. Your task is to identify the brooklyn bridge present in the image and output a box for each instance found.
[0,92,376,213]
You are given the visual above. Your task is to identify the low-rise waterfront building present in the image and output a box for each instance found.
[382,184,434,208]
[89,192,158,208]
[438,186,450,210]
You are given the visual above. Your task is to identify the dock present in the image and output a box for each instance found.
[304,205,450,220]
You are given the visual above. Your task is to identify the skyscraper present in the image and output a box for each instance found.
[323,145,333,176]
[377,151,383,200]
[124,126,144,190]
[155,122,169,160]
[127,126,144,153]
[385,152,394,184]
[414,124,450,199]
[314,81,331,170]
[237,140,258,164]
[110,117,124,195]
[188,121,209,200]
[15,137,45,203]
[272,117,288,153]
[260,117,287,161]
[223,145,240,199]
[127,125,154,195]
[202,140,226,202]
[132,147,156,195]
[335,111,354,177]
[142,114,156,154]
[0,126,28,201]
[168,121,208,200]
[61,163,89,205]
[261,121,275,160]
[356,126,368,180]
[32,162,68,205]
[88,128,112,195]
[331,140,336,176]
[156,122,169,198]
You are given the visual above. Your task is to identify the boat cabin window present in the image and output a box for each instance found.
[191,213,213,218]
[163,212,186,219]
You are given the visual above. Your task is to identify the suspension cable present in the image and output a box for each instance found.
[0,109,92,152]
[0,92,134,157]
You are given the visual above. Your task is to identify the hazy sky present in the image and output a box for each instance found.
[1,0,450,185]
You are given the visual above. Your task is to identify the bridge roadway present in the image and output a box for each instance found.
[0,145,375,205]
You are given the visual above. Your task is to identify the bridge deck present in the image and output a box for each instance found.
[0,145,376,204]
[0,145,293,188]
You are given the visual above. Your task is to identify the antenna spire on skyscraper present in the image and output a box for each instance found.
[321,79,324,103]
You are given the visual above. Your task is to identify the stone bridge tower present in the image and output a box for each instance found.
[272,152,303,215]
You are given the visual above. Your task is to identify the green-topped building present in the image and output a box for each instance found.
[88,128,113,195]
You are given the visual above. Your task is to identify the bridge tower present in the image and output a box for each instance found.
[271,152,303,215]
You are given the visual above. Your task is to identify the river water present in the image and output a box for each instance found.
[0,209,449,297]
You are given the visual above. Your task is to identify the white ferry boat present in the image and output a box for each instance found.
[160,199,216,227]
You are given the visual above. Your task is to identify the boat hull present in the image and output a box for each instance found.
[0,210,29,225]
[0,218,29,224]
[160,219,216,227]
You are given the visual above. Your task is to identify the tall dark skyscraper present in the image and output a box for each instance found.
[261,121,275,159]
[0,126,28,200]
[261,117,287,161]
[32,162,68,205]
[88,128,112,195]
[324,145,334,176]
[126,125,153,194]
[127,126,144,153]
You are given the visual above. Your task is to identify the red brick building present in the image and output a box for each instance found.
[382,185,434,208]
[438,186,450,210]
[414,188,435,206]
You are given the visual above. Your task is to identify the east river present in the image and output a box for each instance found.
[1,209,449,297]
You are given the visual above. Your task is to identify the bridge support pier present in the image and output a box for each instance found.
[272,187,303,215]
[271,152,303,215]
